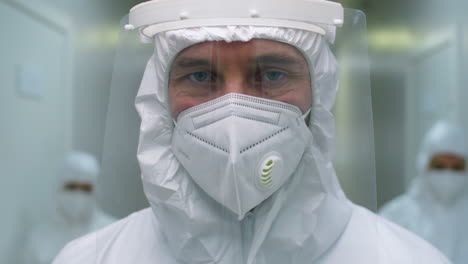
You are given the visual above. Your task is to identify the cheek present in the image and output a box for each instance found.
[168,88,187,119]
[279,83,312,113]
[169,81,312,117]
[170,97,195,119]
[168,85,192,118]
[297,84,312,113]
[169,92,214,118]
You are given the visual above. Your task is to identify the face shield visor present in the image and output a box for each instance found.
[101,1,375,262]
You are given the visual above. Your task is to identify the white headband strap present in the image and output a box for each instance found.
[127,0,343,38]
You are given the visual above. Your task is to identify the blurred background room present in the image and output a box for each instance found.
[1,0,468,263]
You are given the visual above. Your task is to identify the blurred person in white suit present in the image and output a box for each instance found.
[381,121,468,264]
[22,151,116,264]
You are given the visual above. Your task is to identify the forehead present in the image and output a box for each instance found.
[173,39,306,62]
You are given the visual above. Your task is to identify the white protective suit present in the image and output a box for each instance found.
[53,6,450,264]
[23,152,116,264]
[380,121,468,264]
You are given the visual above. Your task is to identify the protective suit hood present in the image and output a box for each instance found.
[380,121,468,263]
[409,120,468,202]
[417,121,467,174]
[58,151,99,187]
[135,25,352,263]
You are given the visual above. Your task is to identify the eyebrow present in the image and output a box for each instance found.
[174,58,211,69]
[253,54,305,66]
[172,54,305,70]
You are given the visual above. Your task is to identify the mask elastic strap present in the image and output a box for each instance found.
[302,108,312,120]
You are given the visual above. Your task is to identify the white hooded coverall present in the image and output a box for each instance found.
[23,152,116,264]
[380,121,468,264]
[53,25,450,264]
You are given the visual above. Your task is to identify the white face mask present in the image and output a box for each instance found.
[171,93,312,219]
[57,191,95,223]
[426,170,468,205]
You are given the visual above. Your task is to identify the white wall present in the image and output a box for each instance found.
[0,1,73,261]
[367,0,467,207]
[404,34,459,185]
[44,0,149,218]
[0,0,149,261]
[456,0,468,135]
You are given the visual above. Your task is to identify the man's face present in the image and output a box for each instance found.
[168,39,312,118]
[429,153,466,172]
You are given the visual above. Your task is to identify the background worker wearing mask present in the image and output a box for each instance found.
[380,121,468,263]
[21,151,116,264]
[54,0,449,263]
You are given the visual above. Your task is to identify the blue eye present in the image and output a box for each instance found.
[264,71,284,81]
[189,72,210,82]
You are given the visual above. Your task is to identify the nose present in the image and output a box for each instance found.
[223,76,248,95]
[220,69,258,97]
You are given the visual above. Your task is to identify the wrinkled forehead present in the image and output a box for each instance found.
[174,39,305,59]
[170,39,309,70]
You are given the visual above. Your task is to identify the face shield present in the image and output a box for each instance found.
[101,0,375,262]
[332,9,376,211]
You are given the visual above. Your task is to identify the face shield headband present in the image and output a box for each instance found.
[126,0,343,43]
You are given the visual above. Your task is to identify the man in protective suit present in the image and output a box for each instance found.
[380,121,468,264]
[22,151,116,264]
[54,0,450,263]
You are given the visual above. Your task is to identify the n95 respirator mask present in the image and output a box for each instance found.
[172,93,312,219]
